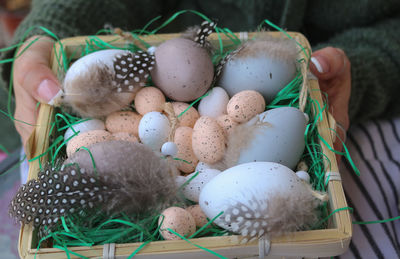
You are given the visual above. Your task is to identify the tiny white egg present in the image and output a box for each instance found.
[138,112,171,151]
[295,171,310,183]
[64,119,105,141]
[161,142,178,157]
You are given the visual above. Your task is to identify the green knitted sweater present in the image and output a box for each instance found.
[3,0,400,123]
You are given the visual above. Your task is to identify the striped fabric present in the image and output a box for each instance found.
[338,117,400,259]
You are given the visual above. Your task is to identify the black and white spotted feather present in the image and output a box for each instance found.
[220,191,322,243]
[112,50,155,92]
[9,164,104,228]
[193,20,216,46]
[9,141,179,230]
[213,45,244,84]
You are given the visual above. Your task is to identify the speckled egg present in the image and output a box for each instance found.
[111,132,138,142]
[151,38,214,102]
[186,205,209,228]
[192,116,226,163]
[105,111,142,136]
[174,127,198,174]
[227,90,265,123]
[66,130,112,157]
[216,115,239,136]
[138,111,171,151]
[134,87,166,115]
[172,102,200,128]
[159,207,196,240]
[181,169,221,202]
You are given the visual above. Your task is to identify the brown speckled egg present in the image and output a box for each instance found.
[159,207,196,240]
[227,90,265,123]
[151,38,214,102]
[192,116,225,164]
[216,114,239,136]
[172,102,200,128]
[66,130,112,157]
[186,205,209,228]
[134,87,166,115]
[174,127,198,173]
[105,111,142,136]
[111,132,138,142]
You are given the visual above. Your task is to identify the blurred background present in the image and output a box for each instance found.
[0,1,30,258]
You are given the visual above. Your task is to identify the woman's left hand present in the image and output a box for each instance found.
[310,47,351,164]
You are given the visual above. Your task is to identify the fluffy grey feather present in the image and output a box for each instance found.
[9,141,179,229]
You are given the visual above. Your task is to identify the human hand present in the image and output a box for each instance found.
[310,47,351,164]
[13,36,61,150]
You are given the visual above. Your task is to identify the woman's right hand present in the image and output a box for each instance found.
[13,35,61,150]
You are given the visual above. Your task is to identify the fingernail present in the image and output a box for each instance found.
[37,79,60,103]
[311,56,329,74]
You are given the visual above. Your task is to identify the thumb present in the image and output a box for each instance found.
[310,47,349,81]
[13,36,61,104]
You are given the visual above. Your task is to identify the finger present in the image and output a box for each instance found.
[13,36,61,104]
[310,47,350,81]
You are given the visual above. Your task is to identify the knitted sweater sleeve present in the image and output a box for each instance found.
[0,0,164,85]
[312,15,400,124]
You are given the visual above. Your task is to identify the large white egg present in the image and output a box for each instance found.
[64,119,105,141]
[218,39,297,103]
[198,87,229,118]
[64,49,125,82]
[227,107,306,169]
[181,169,221,202]
[138,112,171,151]
[199,162,311,232]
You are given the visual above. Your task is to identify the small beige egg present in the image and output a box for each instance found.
[111,132,138,142]
[186,205,209,228]
[66,130,112,157]
[134,87,166,115]
[172,102,200,128]
[105,111,142,136]
[216,115,239,136]
[174,127,198,174]
[159,207,196,240]
[192,116,226,164]
[227,90,265,123]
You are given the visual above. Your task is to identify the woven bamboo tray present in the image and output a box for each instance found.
[19,31,352,259]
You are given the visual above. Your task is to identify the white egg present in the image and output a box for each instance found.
[161,142,178,157]
[64,49,127,83]
[198,87,230,118]
[181,169,221,202]
[64,119,105,141]
[233,107,307,169]
[138,112,171,151]
[296,170,310,183]
[175,175,187,188]
[199,162,311,232]
[195,162,213,172]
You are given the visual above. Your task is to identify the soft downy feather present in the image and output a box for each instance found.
[220,186,323,243]
[9,141,179,229]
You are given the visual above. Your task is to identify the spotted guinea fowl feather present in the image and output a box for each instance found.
[193,20,217,46]
[9,141,178,230]
[112,50,155,93]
